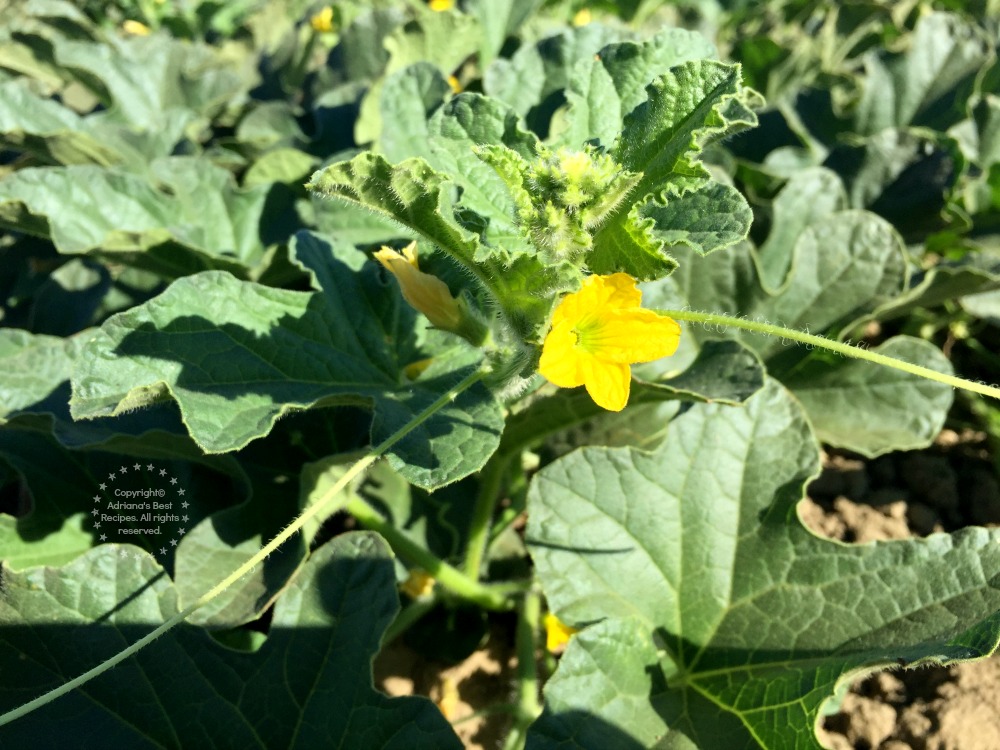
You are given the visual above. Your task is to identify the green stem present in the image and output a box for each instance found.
[344,496,518,611]
[0,368,487,728]
[503,589,543,750]
[660,309,1000,401]
[463,453,509,580]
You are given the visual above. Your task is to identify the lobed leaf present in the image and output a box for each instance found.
[69,232,503,490]
[0,532,463,749]
[528,380,1000,749]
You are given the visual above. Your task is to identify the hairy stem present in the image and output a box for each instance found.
[345,495,521,611]
[660,309,1000,401]
[0,368,487,727]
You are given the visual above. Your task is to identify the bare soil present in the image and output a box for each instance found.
[804,430,1000,750]
[375,429,1000,749]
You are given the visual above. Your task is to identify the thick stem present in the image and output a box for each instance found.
[660,309,1000,401]
[0,368,487,727]
[502,589,543,750]
[344,496,519,611]
[463,453,509,580]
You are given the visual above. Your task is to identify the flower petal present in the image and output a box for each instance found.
[582,358,631,412]
[585,310,681,363]
[550,273,643,329]
[538,320,586,388]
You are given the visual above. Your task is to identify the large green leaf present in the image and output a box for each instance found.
[69,231,503,490]
[0,532,463,749]
[0,158,272,277]
[527,380,1000,749]
[588,60,760,279]
[464,0,543,67]
[553,28,716,150]
[782,337,954,458]
[354,7,482,146]
[854,12,991,135]
[52,33,251,133]
[643,190,956,454]
[484,23,627,137]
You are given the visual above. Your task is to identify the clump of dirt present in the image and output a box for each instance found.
[374,623,516,749]
[803,429,1000,750]
[800,429,1000,541]
[819,659,1000,750]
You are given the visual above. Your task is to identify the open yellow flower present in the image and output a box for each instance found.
[374,242,463,332]
[538,273,681,412]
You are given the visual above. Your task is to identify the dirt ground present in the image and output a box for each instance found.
[804,429,1000,750]
[375,429,1000,750]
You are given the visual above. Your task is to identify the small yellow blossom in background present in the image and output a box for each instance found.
[572,8,593,26]
[122,19,151,36]
[435,676,461,719]
[543,612,578,653]
[374,242,463,332]
[429,0,454,11]
[400,569,436,599]
[538,273,681,412]
[310,6,335,33]
[447,74,462,94]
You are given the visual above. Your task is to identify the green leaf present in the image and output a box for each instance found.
[0,79,122,165]
[377,62,453,162]
[464,0,543,67]
[527,380,1000,749]
[824,128,966,239]
[755,167,847,292]
[553,28,717,149]
[0,532,463,749]
[854,12,991,134]
[639,181,753,259]
[484,23,627,137]
[52,33,250,133]
[0,158,272,278]
[783,336,954,458]
[588,60,760,279]
[354,8,482,146]
[307,152,482,269]
[612,60,761,202]
[69,231,503,490]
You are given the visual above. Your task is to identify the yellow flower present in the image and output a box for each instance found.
[310,6,335,33]
[122,19,151,35]
[400,569,436,599]
[447,74,462,94]
[374,242,463,332]
[572,8,593,26]
[544,612,578,653]
[429,0,454,10]
[538,274,681,412]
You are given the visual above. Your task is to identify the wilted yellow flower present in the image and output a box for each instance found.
[538,273,681,412]
[400,569,436,599]
[310,6,335,33]
[122,19,151,36]
[543,612,578,653]
[429,0,454,10]
[374,242,463,332]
